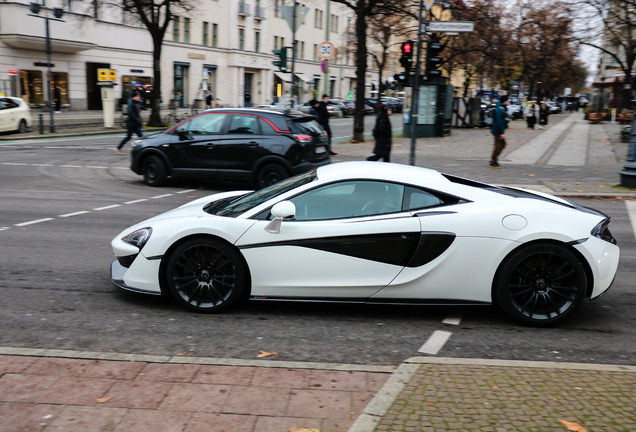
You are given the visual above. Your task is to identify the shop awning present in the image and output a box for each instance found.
[273,71,291,82]
[294,73,310,82]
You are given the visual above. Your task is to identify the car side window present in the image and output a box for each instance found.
[182,113,227,135]
[403,186,448,210]
[0,99,8,110]
[288,180,405,221]
[258,118,278,135]
[228,114,260,134]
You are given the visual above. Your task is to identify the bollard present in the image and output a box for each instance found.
[39,113,44,134]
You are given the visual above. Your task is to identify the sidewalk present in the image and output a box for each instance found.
[1,348,635,432]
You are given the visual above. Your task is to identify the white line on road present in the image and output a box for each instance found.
[2,162,27,166]
[93,204,122,211]
[125,199,149,204]
[15,218,55,227]
[176,189,197,194]
[59,165,82,168]
[58,211,91,218]
[0,227,10,231]
[32,164,54,167]
[85,166,108,169]
[151,194,174,199]
[626,201,636,241]
[442,313,463,326]
[418,330,452,355]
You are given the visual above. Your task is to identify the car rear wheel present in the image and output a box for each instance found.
[143,155,168,187]
[17,119,27,133]
[256,163,289,189]
[495,243,587,327]
[165,237,247,313]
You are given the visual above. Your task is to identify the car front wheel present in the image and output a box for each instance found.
[17,119,27,133]
[142,155,168,187]
[256,163,289,189]
[165,237,247,313]
[495,243,587,327]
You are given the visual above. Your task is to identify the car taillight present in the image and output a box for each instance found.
[295,134,312,143]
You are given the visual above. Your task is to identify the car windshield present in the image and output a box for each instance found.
[290,119,323,135]
[206,170,318,217]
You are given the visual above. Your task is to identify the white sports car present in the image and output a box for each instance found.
[111,162,620,326]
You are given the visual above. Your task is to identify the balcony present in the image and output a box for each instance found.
[254,7,266,20]
[238,2,251,16]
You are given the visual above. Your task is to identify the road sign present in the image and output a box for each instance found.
[424,0,435,10]
[318,41,335,59]
[97,68,117,81]
[280,5,310,31]
[7,69,17,76]
[427,21,474,33]
[321,60,327,73]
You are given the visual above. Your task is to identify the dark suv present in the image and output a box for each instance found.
[130,108,331,188]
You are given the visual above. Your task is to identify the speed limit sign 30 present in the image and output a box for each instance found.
[318,41,335,59]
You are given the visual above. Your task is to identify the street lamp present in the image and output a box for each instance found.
[619,97,636,188]
[28,3,64,133]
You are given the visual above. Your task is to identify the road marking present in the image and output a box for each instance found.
[626,201,636,241]
[0,227,10,231]
[93,204,122,211]
[176,189,197,194]
[59,165,82,168]
[417,330,452,355]
[125,199,149,204]
[32,164,54,167]
[58,211,90,218]
[152,194,173,199]
[86,166,108,169]
[3,162,27,165]
[442,312,463,326]
[15,218,55,227]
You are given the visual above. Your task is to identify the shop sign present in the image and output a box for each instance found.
[8,70,18,76]
[187,53,206,60]
[97,68,117,81]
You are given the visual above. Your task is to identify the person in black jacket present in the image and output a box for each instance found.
[316,94,337,155]
[115,92,143,155]
[367,107,393,162]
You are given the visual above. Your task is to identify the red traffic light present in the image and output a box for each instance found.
[402,41,413,54]
[404,44,411,53]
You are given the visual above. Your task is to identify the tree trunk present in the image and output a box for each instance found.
[620,66,633,111]
[148,40,163,127]
[353,5,367,143]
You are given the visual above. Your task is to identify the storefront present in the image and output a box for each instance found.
[202,65,216,105]
[121,75,153,102]
[173,62,190,108]
[19,70,44,105]
[50,72,69,106]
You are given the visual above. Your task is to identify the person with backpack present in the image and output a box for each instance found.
[490,95,509,168]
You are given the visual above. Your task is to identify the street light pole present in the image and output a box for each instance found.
[409,0,425,166]
[29,4,64,134]
[290,0,297,108]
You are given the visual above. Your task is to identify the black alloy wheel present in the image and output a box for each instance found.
[495,243,587,327]
[142,155,168,187]
[165,237,247,313]
[256,163,289,189]
[18,119,27,133]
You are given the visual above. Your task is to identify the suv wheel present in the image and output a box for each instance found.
[143,155,168,187]
[256,163,289,189]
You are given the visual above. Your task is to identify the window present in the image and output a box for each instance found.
[331,14,339,33]
[288,181,405,221]
[212,24,218,47]
[314,9,320,28]
[180,113,227,135]
[300,41,305,59]
[93,0,99,18]
[239,28,245,50]
[281,37,285,48]
[313,44,318,61]
[275,0,280,17]
[255,31,260,52]
[227,114,260,134]
[173,16,180,42]
[203,22,209,46]
[184,18,190,43]
[404,186,446,210]
[274,36,279,50]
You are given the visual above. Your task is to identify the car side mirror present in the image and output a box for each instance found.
[177,129,192,141]
[265,201,296,234]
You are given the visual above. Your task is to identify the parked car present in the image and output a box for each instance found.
[546,102,562,114]
[111,161,619,327]
[507,103,523,120]
[297,101,339,116]
[330,99,355,116]
[0,96,32,133]
[129,108,331,188]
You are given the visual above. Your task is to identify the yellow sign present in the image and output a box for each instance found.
[277,83,282,98]
[97,68,117,81]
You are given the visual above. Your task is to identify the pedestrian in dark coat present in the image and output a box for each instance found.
[538,101,549,129]
[490,96,509,168]
[367,107,393,162]
[115,92,143,155]
[316,94,336,155]
[205,92,213,109]
[307,99,320,120]
[53,85,62,113]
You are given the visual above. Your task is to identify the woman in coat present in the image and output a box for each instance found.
[524,100,539,129]
[367,107,393,162]
[538,101,549,129]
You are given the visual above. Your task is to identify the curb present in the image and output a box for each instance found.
[0,128,168,141]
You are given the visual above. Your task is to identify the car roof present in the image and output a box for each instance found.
[315,161,449,187]
[202,107,306,118]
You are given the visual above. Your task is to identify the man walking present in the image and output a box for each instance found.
[490,95,509,168]
[115,91,143,155]
[316,94,337,155]
[53,85,62,113]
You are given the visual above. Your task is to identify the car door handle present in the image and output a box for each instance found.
[206,143,214,148]
[248,141,258,146]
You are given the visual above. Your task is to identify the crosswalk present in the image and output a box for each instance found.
[505,113,617,166]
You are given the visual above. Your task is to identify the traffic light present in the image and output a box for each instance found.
[394,72,410,87]
[426,42,444,77]
[272,47,288,72]
[399,40,414,70]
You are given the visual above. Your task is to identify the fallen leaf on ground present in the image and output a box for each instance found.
[553,397,558,401]
[177,353,190,356]
[257,351,288,358]
[426,402,434,406]
[96,398,111,403]
[559,420,587,432]
[288,428,320,432]
[575,182,581,185]
[492,386,499,389]
[188,196,197,199]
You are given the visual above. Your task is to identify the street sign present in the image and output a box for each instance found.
[321,60,327,73]
[98,68,117,81]
[280,5,310,31]
[318,41,335,59]
[7,69,17,76]
[424,0,435,11]
[427,21,474,33]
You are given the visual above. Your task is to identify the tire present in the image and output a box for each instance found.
[165,237,247,313]
[256,163,289,189]
[17,119,27,133]
[495,243,587,327]
[142,155,168,187]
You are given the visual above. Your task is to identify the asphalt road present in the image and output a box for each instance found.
[0,134,634,367]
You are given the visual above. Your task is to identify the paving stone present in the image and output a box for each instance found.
[25,358,90,377]
[251,367,311,389]
[322,418,355,432]
[309,370,370,391]
[253,415,321,432]
[136,363,201,383]
[43,405,127,432]
[101,379,173,409]
[185,412,257,432]
[286,389,352,419]
[222,385,290,416]
[36,376,116,405]
[0,402,63,432]
[113,409,191,432]
[0,356,39,376]
[0,374,59,402]
[159,383,230,412]
[83,360,146,380]
[192,365,255,385]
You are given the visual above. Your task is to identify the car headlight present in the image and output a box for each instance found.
[591,219,617,245]
[131,140,143,149]
[121,227,152,250]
